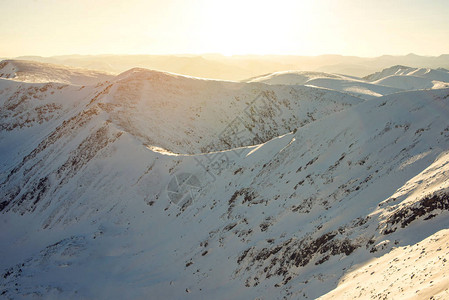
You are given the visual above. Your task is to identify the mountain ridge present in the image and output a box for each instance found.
[1,62,449,299]
[5,53,449,79]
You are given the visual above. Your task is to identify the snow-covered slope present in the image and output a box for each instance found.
[248,67,449,99]
[0,60,113,86]
[372,75,449,90]
[364,65,449,82]
[101,68,361,154]
[1,62,449,299]
[320,228,449,299]
[246,70,402,100]
[246,71,344,85]
[364,65,449,90]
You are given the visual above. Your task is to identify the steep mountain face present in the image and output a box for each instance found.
[320,227,449,299]
[1,60,449,299]
[101,68,361,154]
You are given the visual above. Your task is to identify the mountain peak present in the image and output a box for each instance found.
[1,59,449,299]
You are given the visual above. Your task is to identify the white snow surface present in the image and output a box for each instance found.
[320,228,449,299]
[0,60,113,86]
[1,60,449,299]
[364,65,449,82]
[373,75,449,90]
[248,67,449,99]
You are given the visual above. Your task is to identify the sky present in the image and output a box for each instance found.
[0,0,448,58]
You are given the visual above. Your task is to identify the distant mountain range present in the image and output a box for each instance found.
[3,53,449,80]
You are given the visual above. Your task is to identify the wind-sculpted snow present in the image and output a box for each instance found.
[1,63,449,299]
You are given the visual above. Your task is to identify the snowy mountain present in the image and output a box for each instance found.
[363,65,449,82]
[1,60,449,299]
[363,65,449,91]
[0,60,113,86]
[12,53,449,79]
[102,68,361,154]
[246,70,402,100]
[247,66,449,99]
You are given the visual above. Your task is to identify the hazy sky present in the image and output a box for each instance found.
[1,0,448,57]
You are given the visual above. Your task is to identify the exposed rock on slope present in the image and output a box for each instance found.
[319,228,449,300]
[1,63,449,299]
[99,68,362,154]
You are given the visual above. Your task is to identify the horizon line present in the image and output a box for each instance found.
[2,52,449,60]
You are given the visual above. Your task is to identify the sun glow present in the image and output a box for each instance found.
[1,0,449,57]
[193,0,317,55]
